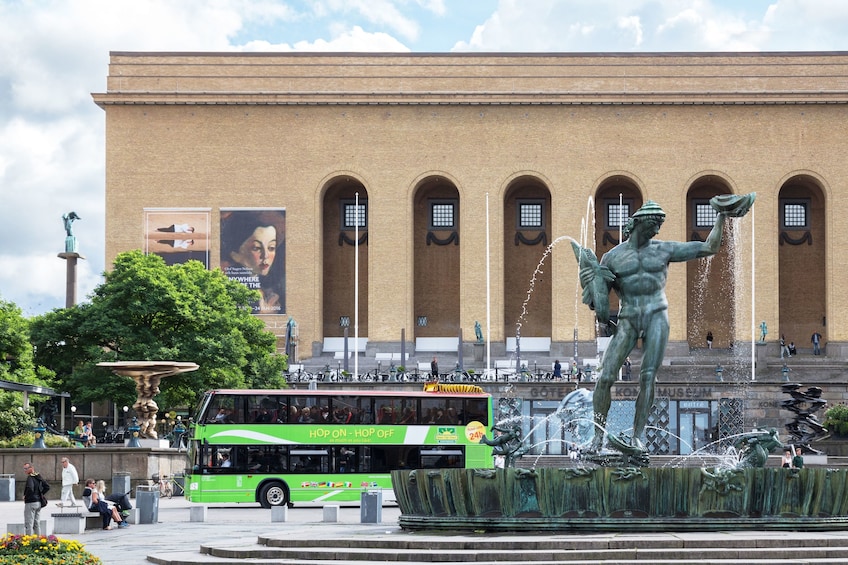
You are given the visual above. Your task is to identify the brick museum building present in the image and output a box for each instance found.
[94,52,848,457]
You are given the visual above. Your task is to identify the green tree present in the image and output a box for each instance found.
[0,298,46,437]
[31,251,287,413]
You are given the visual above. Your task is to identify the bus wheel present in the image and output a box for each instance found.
[259,482,289,508]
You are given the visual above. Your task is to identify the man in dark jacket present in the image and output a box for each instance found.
[22,462,48,535]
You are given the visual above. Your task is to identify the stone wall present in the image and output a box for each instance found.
[1,448,188,500]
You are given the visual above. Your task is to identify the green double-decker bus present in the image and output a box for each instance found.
[184,384,493,507]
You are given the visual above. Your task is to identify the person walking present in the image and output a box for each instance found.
[780,334,790,359]
[59,456,80,507]
[430,357,439,379]
[553,360,562,379]
[22,462,48,535]
[811,331,823,355]
[706,331,713,349]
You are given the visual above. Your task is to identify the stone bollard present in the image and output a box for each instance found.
[271,505,288,522]
[322,505,340,522]
[125,508,140,524]
[189,505,207,522]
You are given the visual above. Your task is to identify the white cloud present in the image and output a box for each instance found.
[452,0,789,52]
[618,15,644,47]
[762,0,848,50]
[316,0,421,41]
[242,25,410,52]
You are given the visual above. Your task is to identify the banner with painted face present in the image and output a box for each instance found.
[220,209,286,315]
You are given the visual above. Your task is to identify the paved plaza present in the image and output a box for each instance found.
[2,496,400,565]
[8,496,848,564]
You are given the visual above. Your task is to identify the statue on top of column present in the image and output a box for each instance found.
[62,211,81,253]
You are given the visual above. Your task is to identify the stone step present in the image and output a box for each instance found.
[147,533,848,564]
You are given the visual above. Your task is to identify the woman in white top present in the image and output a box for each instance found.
[781,449,793,468]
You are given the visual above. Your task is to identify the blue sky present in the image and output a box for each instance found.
[2,0,848,316]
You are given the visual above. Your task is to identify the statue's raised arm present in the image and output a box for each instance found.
[62,211,81,237]
[571,242,615,325]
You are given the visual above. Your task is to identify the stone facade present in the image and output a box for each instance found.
[93,52,848,361]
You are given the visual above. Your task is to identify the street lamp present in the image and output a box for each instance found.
[127,416,141,448]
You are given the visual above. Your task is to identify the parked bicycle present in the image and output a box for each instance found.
[152,473,175,498]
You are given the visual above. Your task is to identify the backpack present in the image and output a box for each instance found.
[37,476,50,507]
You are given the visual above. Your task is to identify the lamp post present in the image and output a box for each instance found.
[127,416,141,448]
[32,417,47,449]
[122,405,128,425]
[173,415,186,450]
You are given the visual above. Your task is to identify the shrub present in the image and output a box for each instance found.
[0,406,34,439]
[824,404,848,436]
[0,432,71,449]
[0,533,102,564]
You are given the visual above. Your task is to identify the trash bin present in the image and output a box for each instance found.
[136,485,159,524]
[0,474,14,502]
[360,489,382,523]
[112,472,131,496]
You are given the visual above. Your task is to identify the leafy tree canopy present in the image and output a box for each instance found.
[30,251,287,413]
[0,298,46,435]
[0,298,41,384]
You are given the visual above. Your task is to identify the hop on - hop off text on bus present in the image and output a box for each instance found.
[184,384,494,507]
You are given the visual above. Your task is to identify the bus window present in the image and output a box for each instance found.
[194,393,212,424]
[291,396,322,423]
[397,398,419,424]
[464,398,489,426]
[376,398,407,424]
[228,446,250,471]
[335,446,357,473]
[290,447,329,473]
[331,395,366,423]
[423,399,462,425]
[421,447,464,469]
[247,446,288,473]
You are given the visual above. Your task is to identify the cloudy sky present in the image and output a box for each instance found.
[2,0,848,317]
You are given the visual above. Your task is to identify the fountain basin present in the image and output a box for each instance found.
[393,467,848,532]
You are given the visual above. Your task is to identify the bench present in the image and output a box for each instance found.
[494,360,517,373]
[52,512,87,534]
[505,337,551,353]
[375,352,409,362]
[417,362,434,373]
[287,363,304,373]
[415,337,459,352]
[323,337,367,354]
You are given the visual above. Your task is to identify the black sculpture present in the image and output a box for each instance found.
[781,383,828,452]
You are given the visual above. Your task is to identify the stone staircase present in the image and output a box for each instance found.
[147,528,848,564]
